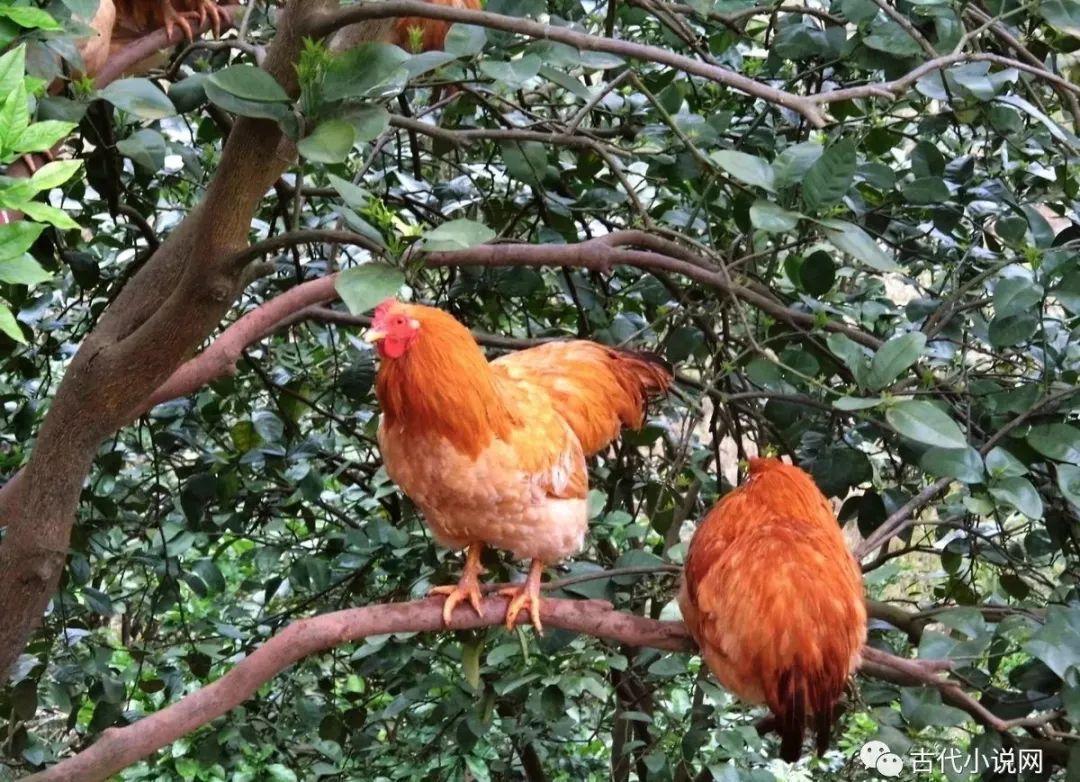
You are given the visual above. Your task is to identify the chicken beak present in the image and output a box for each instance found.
[363,328,387,344]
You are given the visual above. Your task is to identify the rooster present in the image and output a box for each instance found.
[678,458,866,761]
[365,300,672,632]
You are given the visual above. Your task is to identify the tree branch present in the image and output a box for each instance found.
[307,1,830,127]
[812,52,1080,105]
[422,232,884,349]
[23,594,1066,782]
[24,596,690,782]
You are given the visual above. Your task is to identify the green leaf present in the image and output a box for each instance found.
[985,447,1027,477]
[868,331,925,389]
[995,277,1044,317]
[98,78,177,120]
[901,177,950,204]
[1059,464,1080,508]
[710,150,775,191]
[479,55,542,88]
[0,46,25,97]
[501,140,548,186]
[886,400,967,448]
[0,222,45,261]
[840,0,878,23]
[10,120,76,154]
[18,201,79,229]
[116,129,167,171]
[444,25,487,57]
[0,302,25,343]
[328,175,368,209]
[325,44,411,102]
[0,254,50,286]
[0,82,30,147]
[749,200,800,232]
[1041,0,1080,36]
[205,68,292,120]
[1027,423,1080,465]
[419,218,496,251]
[987,313,1038,347]
[989,476,1043,519]
[347,105,391,142]
[821,220,898,271]
[335,263,406,315]
[799,250,835,295]
[403,50,459,79]
[773,141,823,189]
[266,764,298,782]
[920,447,984,484]
[0,6,61,29]
[27,160,83,192]
[298,120,356,163]
[826,332,870,381]
[1026,605,1080,680]
[204,90,290,122]
[801,138,856,211]
[338,207,386,249]
[207,65,290,103]
[832,396,885,411]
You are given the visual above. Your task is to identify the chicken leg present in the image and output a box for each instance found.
[500,559,544,634]
[430,543,485,626]
[163,0,224,41]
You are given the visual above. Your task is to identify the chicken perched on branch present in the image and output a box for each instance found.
[365,300,672,632]
[679,458,866,762]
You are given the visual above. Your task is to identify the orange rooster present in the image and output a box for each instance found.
[365,300,671,632]
[679,458,866,762]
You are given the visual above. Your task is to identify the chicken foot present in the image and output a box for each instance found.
[430,543,486,626]
[163,0,225,41]
[500,559,544,634]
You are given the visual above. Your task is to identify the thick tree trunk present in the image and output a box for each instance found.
[0,0,335,680]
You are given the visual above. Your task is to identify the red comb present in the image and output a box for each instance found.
[372,298,397,320]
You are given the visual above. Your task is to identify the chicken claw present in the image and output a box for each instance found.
[499,559,544,634]
[164,1,225,41]
[162,2,195,41]
[430,543,485,626]
[198,0,226,38]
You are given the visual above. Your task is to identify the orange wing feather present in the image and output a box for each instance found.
[679,458,866,761]
[492,341,672,457]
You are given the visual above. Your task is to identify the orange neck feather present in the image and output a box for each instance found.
[375,310,514,456]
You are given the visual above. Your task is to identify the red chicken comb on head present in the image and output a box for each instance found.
[372,298,401,324]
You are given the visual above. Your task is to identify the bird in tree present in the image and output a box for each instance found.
[679,458,866,761]
[365,300,672,633]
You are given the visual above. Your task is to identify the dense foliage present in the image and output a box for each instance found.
[1,0,1079,779]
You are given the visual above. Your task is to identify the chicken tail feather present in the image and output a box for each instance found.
[814,702,835,757]
[775,667,808,763]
